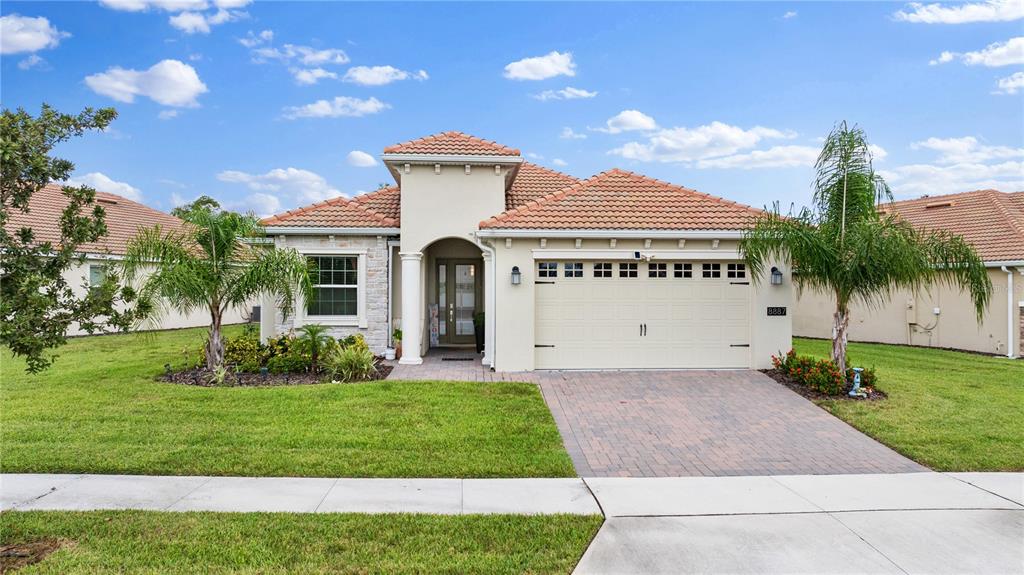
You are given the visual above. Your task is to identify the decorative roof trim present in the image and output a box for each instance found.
[263,226,401,235]
[382,153,524,165]
[476,229,745,239]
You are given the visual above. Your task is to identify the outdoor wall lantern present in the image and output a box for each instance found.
[770,266,783,286]
[511,266,522,286]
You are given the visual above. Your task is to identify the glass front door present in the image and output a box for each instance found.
[436,260,478,345]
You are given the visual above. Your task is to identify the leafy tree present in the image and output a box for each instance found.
[1,104,146,373]
[171,195,220,218]
[741,122,991,371]
[122,207,312,369]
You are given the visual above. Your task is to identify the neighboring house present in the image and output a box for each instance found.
[4,183,249,335]
[260,131,792,371]
[794,189,1024,358]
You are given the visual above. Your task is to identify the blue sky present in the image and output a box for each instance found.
[2,1,1022,217]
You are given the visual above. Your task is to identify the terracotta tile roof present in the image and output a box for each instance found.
[878,189,1024,263]
[352,185,401,225]
[261,194,398,228]
[4,183,184,256]
[506,162,579,210]
[383,131,520,156]
[480,169,762,230]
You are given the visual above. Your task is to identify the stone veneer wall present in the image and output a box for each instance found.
[273,234,391,353]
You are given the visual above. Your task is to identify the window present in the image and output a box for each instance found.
[594,262,612,278]
[564,262,583,278]
[648,263,667,278]
[702,263,721,278]
[619,262,638,278]
[307,256,358,316]
[88,264,107,287]
[538,262,558,278]
[674,263,692,278]
[727,263,746,279]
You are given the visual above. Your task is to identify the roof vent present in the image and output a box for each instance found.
[97,197,118,205]
[924,200,954,209]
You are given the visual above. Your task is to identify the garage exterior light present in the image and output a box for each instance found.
[771,266,783,285]
[511,266,522,285]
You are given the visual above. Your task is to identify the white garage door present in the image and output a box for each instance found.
[535,260,751,369]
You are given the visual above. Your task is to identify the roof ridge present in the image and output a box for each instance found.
[986,190,1024,240]
[889,188,1005,206]
[606,168,762,213]
[519,160,578,182]
[481,170,609,227]
[383,131,520,156]
[262,195,352,225]
[352,185,398,203]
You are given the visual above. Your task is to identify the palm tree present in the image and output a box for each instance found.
[741,122,991,371]
[123,207,311,369]
[297,323,334,373]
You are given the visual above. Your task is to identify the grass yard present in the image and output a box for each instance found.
[0,327,574,478]
[0,511,602,574]
[795,337,1024,471]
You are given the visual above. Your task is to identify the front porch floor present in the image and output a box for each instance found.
[385,348,535,382]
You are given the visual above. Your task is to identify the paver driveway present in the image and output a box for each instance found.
[538,370,926,477]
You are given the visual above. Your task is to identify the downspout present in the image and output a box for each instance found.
[1001,266,1015,359]
[474,234,497,369]
[386,238,400,349]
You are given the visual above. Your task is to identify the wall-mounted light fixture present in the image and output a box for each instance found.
[511,266,522,286]
[770,266,783,285]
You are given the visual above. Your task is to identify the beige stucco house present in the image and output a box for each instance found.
[259,131,792,371]
[794,189,1024,358]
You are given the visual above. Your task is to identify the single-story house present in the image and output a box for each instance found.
[794,189,1024,358]
[259,131,792,371]
[5,183,249,335]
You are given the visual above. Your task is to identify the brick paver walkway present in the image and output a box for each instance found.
[387,352,926,477]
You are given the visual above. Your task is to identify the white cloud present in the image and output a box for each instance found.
[560,127,587,140]
[552,158,568,167]
[503,51,576,81]
[238,29,272,48]
[99,0,209,12]
[783,11,798,19]
[881,135,1024,197]
[595,110,658,134]
[157,109,179,120]
[282,96,389,119]
[217,167,343,205]
[253,43,348,66]
[85,59,208,107]
[291,67,337,85]
[342,65,428,86]
[169,8,245,34]
[526,152,543,160]
[240,192,281,218]
[894,0,1023,23]
[532,86,598,101]
[610,121,798,164]
[869,144,889,161]
[1,14,69,55]
[931,37,1024,67]
[995,71,1024,94]
[695,145,819,169]
[65,172,142,202]
[17,54,45,70]
[346,150,377,167]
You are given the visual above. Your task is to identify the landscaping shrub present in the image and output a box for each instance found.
[223,333,265,370]
[771,349,864,396]
[326,344,376,382]
[266,350,311,374]
[338,333,369,354]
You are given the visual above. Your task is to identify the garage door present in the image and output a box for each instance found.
[535,260,751,369]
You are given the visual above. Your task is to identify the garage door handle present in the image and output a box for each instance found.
[535,281,556,285]
[730,344,750,348]
[535,344,555,348]
[730,281,750,285]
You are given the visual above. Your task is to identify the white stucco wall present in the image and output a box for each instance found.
[269,234,391,353]
[794,268,1023,356]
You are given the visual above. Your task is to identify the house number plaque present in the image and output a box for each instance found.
[767,307,787,316]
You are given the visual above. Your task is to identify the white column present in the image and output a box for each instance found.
[259,292,276,343]
[482,249,496,367]
[399,252,424,365]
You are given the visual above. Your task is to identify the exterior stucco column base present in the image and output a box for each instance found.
[398,356,423,366]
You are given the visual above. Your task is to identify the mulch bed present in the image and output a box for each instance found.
[761,369,887,401]
[158,358,393,387]
[1,539,69,573]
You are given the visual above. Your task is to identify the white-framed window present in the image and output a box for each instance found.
[564,262,583,278]
[594,262,613,278]
[538,262,558,278]
[88,264,107,287]
[727,263,746,278]
[702,263,721,278]
[619,262,638,278]
[648,263,667,278]
[307,255,358,316]
[674,263,692,278]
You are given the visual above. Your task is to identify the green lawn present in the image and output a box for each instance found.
[0,327,574,478]
[0,511,602,574]
[794,337,1024,471]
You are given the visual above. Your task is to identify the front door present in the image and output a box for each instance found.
[436,260,479,345]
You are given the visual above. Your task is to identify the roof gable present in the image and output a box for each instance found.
[3,183,184,256]
[383,131,520,156]
[261,194,398,228]
[481,169,762,230]
[880,189,1024,262]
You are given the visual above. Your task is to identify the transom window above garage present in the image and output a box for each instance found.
[727,263,746,278]
[619,262,638,278]
[648,263,667,278]
[594,262,612,278]
[702,263,721,278]
[674,263,692,278]
[538,262,558,278]
[564,262,583,277]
